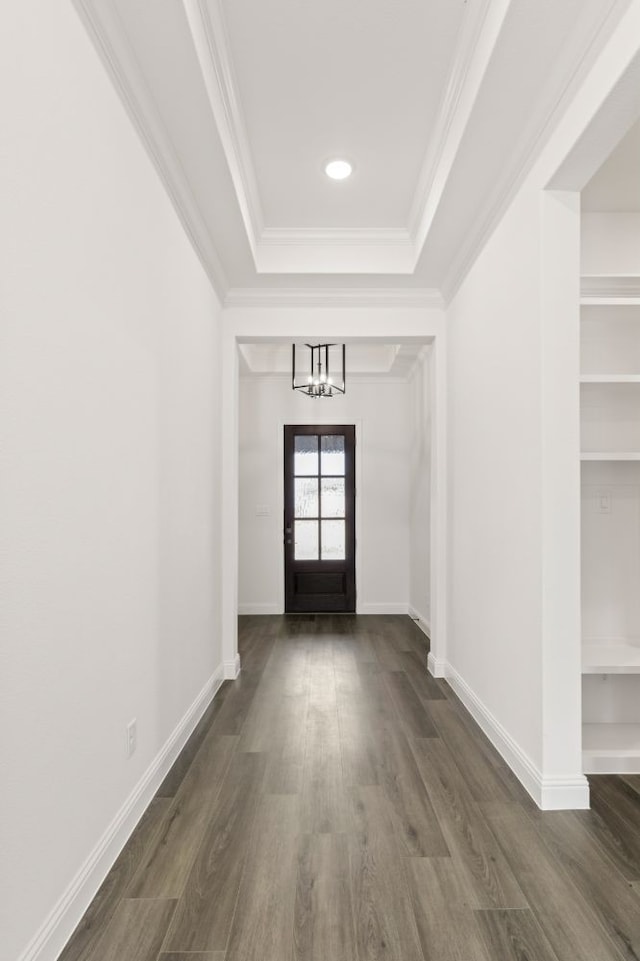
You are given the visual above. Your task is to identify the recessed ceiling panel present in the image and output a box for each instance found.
[219,0,467,228]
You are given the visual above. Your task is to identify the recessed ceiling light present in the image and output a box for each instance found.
[325,159,352,181]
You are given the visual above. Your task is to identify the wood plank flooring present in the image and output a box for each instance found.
[59,615,640,961]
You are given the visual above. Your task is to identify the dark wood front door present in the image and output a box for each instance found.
[284,425,356,613]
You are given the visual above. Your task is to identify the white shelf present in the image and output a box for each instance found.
[580,374,640,383]
[582,641,640,674]
[583,723,640,773]
[581,452,640,461]
[581,275,640,304]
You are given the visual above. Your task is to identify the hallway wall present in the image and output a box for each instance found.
[1,4,225,959]
[238,375,413,614]
[408,348,432,632]
[444,0,640,809]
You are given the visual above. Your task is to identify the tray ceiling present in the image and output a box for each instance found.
[84,0,632,297]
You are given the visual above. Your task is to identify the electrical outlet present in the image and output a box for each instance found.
[126,718,137,758]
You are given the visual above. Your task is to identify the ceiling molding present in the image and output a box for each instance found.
[440,0,634,305]
[256,227,415,272]
[259,227,412,247]
[407,0,512,253]
[72,0,229,300]
[224,287,444,309]
[181,0,264,257]
[181,0,515,275]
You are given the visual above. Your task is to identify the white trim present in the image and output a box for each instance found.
[181,0,263,257]
[407,604,431,639]
[224,653,242,680]
[427,651,446,678]
[239,372,420,386]
[409,0,510,253]
[72,0,228,301]
[580,275,640,300]
[238,603,282,616]
[224,288,444,310]
[357,602,410,615]
[444,662,589,810]
[17,667,224,961]
[260,227,411,246]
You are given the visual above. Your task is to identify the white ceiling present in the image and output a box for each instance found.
[221,0,466,229]
[582,117,640,212]
[239,342,426,380]
[89,0,633,299]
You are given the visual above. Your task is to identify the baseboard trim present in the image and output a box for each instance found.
[224,653,241,680]
[17,666,224,961]
[539,775,591,809]
[444,662,589,811]
[407,604,431,639]
[427,651,446,678]
[238,603,282,615]
[357,602,409,615]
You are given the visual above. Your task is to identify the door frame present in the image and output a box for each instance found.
[220,311,448,682]
[278,418,363,615]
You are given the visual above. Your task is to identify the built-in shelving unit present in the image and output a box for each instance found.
[582,640,640,673]
[583,724,640,774]
[580,272,640,774]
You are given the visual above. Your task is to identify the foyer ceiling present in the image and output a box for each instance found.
[239,342,426,380]
[92,0,631,299]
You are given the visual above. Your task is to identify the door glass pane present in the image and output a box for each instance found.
[321,520,345,560]
[321,435,345,475]
[295,520,318,560]
[295,478,318,518]
[294,435,319,475]
[321,477,345,518]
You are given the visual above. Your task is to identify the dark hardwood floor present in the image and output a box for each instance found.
[59,615,640,961]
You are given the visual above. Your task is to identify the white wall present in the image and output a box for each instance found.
[238,375,412,614]
[0,4,224,960]
[444,0,640,809]
[408,349,432,631]
[582,212,640,275]
[446,184,545,769]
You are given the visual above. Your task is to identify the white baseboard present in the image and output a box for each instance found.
[407,604,431,639]
[17,666,225,961]
[427,651,446,678]
[357,602,409,615]
[444,662,589,811]
[238,603,282,615]
[224,653,241,680]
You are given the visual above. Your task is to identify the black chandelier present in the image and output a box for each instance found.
[292,343,346,398]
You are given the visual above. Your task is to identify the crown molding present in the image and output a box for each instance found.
[182,0,264,258]
[440,0,633,305]
[72,0,228,301]
[255,227,415,273]
[407,0,512,252]
[259,227,412,247]
[224,287,444,309]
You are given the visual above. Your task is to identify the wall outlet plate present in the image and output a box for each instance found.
[595,488,612,513]
[126,718,137,758]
